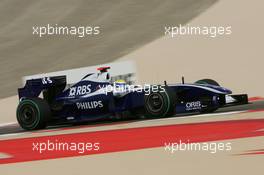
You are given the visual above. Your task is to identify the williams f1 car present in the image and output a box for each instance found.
[16,67,248,130]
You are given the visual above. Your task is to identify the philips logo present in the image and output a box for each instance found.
[69,85,92,96]
[76,101,103,110]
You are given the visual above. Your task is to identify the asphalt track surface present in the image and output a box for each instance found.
[1,100,263,136]
[0,98,263,166]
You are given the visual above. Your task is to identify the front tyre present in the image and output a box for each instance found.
[16,98,51,130]
[195,79,220,86]
[144,87,176,118]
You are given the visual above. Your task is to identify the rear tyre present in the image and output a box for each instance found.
[144,86,176,118]
[195,79,220,86]
[16,98,51,130]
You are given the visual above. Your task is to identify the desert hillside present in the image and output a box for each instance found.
[120,0,264,97]
[0,0,217,98]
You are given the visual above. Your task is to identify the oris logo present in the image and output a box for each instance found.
[186,101,201,111]
[69,85,92,96]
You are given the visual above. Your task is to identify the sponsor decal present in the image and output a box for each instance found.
[69,85,91,96]
[186,101,201,111]
[42,77,52,84]
[76,101,103,110]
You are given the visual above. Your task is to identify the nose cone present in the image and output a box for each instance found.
[218,86,232,94]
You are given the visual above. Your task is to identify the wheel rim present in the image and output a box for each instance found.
[147,93,164,113]
[19,104,38,127]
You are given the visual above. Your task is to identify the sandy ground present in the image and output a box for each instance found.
[0,96,17,123]
[0,0,217,98]
[120,0,264,97]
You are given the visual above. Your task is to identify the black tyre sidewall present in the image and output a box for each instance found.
[144,87,174,118]
[17,98,50,130]
[195,79,220,86]
[164,87,177,117]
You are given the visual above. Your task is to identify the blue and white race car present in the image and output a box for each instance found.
[16,67,248,130]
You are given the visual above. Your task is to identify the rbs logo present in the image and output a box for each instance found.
[69,85,92,96]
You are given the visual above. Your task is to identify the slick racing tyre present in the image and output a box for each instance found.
[16,98,51,130]
[144,86,176,118]
[195,79,220,86]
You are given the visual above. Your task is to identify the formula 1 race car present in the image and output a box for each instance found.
[16,67,248,130]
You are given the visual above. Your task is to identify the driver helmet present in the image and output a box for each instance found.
[113,79,128,97]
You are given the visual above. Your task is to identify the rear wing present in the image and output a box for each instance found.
[18,76,66,101]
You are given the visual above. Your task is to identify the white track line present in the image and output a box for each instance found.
[0,122,17,127]
[184,111,246,118]
[145,111,246,124]
[0,133,25,138]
